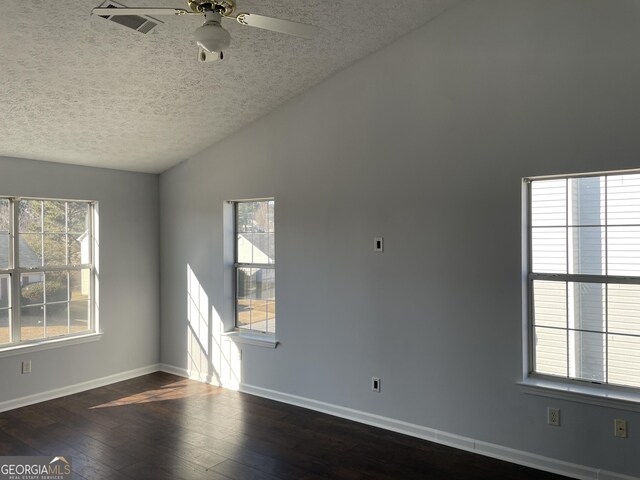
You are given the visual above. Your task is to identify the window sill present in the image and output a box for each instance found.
[0,332,102,359]
[222,331,278,349]
[519,377,640,412]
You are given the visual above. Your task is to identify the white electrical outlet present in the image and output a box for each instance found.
[547,407,560,426]
[374,237,384,252]
[371,377,381,392]
[21,360,31,374]
[615,419,628,438]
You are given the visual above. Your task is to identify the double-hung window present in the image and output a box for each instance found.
[527,171,640,389]
[0,197,95,347]
[233,199,275,334]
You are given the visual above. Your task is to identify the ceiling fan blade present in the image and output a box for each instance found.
[235,13,318,39]
[92,7,190,16]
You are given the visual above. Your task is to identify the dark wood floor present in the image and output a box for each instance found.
[0,372,569,480]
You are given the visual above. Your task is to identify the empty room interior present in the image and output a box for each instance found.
[2,0,640,478]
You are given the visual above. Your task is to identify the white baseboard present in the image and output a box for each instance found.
[0,364,161,413]
[234,382,636,480]
[159,363,228,387]
[158,363,215,384]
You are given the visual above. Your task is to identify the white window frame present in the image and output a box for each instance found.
[232,198,275,337]
[521,170,640,411]
[0,196,98,353]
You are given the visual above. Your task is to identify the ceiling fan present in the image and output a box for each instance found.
[92,0,319,62]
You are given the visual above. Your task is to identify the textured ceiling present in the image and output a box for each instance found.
[0,0,461,173]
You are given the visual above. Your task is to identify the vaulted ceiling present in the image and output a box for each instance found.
[0,0,461,173]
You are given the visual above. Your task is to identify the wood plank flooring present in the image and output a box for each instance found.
[0,372,569,479]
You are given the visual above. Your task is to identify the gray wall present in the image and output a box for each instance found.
[160,0,640,475]
[0,155,160,403]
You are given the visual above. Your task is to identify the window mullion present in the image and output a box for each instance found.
[604,178,609,384]
[565,178,570,380]
[526,181,536,373]
[39,201,44,268]
[233,202,238,329]
[43,269,47,338]
[88,202,95,333]
[530,272,640,285]
[65,259,71,335]
[605,283,609,384]
[234,263,274,269]
[65,202,69,266]
[11,199,20,343]
[16,265,91,273]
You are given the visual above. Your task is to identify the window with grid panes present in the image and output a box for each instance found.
[527,172,640,389]
[0,197,95,347]
[234,199,275,334]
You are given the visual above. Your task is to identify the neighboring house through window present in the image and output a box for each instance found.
[0,197,96,347]
[233,199,275,334]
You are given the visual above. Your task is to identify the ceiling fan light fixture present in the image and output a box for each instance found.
[91,0,318,63]
[194,11,231,52]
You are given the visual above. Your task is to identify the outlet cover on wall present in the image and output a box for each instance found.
[547,407,560,426]
[615,419,628,438]
[371,377,381,392]
[21,360,31,374]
